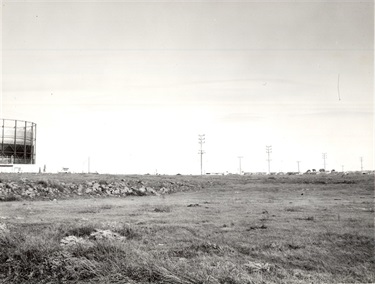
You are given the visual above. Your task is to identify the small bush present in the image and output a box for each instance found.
[296,216,315,221]
[64,224,97,238]
[0,195,20,202]
[37,180,48,188]
[48,180,65,192]
[99,204,113,210]
[113,224,140,240]
[218,276,242,284]
[285,207,303,212]
[153,205,172,213]
[77,208,99,214]
[190,241,222,254]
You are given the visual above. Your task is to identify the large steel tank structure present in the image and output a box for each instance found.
[0,119,36,164]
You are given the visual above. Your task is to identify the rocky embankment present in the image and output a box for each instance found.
[0,178,200,201]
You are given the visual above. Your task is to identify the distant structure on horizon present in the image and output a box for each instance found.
[198,134,205,175]
[0,119,37,169]
[266,145,272,174]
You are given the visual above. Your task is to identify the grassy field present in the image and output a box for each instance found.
[0,173,374,283]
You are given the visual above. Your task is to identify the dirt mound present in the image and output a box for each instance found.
[0,178,200,201]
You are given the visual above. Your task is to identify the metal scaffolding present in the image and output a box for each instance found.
[0,119,36,164]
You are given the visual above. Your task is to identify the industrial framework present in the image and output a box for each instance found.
[0,119,36,164]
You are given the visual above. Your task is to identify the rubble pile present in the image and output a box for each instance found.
[0,178,200,201]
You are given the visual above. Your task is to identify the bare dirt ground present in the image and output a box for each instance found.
[0,173,374,283]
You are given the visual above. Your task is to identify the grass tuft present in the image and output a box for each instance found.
[285,206,304,212]
[99,204,113,210]
[64,224,97,238]
[154,205,172,213]
[112,223,140,240]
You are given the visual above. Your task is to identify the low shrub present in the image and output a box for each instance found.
[63,224,97,238]
[48,180,65,192]
[0,195,20,202]
[99,204,113,210]
[113,224,140,240]
[37,180,48,188]
[285,207,303,212]
[153,205,172,213]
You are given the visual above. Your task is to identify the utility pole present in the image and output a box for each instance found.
[297,161,301,173]
[322,153,327,171]
[341,165,344,172]
[360,157,363,171]
[266,145,272,174]
[238,156,243,175]
[88,157,90,173]
[198,134,205,175]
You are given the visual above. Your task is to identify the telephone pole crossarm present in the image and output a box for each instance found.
[266,145,272,174]
[238,156,243,175]
[198,134,206,175]
[322,153,327,171]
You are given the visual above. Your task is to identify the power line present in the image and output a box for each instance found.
[238,156,243,175]
[266,145,272,174]
[198,134,205,175]
[322,153,327,170]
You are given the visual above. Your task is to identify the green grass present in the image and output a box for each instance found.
[0,173,374,283]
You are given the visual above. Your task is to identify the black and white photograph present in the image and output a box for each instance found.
[0,0,373,283]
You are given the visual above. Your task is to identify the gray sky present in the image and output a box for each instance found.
[1,0,373,174]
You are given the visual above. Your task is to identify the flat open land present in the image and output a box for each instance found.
[0,173,374,283]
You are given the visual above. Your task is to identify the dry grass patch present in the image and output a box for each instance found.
[0,173,374,283]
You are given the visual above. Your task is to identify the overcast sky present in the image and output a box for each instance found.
[1,0,373,174]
